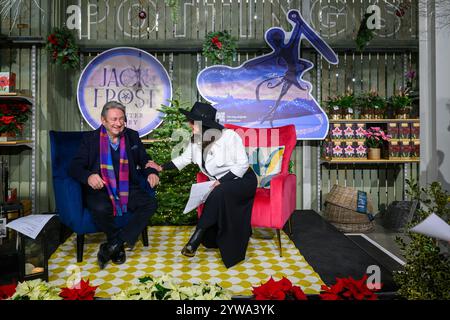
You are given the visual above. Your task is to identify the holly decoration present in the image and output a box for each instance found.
[202,30,237,65]
[46,26,80,70]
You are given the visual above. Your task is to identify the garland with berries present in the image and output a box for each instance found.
[45,26,80,70]
[202,30,237,65]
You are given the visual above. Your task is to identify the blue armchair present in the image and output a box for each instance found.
[49,131,154,262]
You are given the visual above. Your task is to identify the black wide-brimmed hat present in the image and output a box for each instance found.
[179,102,224,130]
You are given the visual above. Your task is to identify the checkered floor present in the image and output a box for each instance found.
[49,226,324,298]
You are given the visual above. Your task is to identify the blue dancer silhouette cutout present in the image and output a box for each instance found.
[197,9,339,140]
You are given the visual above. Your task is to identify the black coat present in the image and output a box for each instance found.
[68,127,158,193]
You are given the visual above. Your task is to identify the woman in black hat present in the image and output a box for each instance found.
[147,102,257,268]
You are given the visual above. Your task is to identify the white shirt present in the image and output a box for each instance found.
[171,129,249,180]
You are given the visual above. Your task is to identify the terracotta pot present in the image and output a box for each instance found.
[344,114,353,120]
[331,114,341,120]
[396,113,409,119]
[368,148,381,160]
[0,131,16,138]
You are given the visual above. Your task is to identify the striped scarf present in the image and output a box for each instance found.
[100,125,129,216]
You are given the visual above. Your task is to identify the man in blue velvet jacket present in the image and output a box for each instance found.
[68,101,159,269]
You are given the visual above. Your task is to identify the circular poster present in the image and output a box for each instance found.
[77,47,172,137]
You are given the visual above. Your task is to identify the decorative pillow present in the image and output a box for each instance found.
[248,146,285,188]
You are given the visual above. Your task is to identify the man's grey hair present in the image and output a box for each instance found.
[101,101,126,119]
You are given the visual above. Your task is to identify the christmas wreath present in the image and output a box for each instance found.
[202,30,237,65]
[46,26,80,70]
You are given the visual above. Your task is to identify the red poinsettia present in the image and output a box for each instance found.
[0,283,17,300]
[47,34,58,45]
[211,36,222,49]
[252,277,307,300]
[59,279,98,300]
[319,274,379,300]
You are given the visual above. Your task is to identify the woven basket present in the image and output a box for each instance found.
[324,203,370,224]
[330,221,374,233]
[323,184,374,232]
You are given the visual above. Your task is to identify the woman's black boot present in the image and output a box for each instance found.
[181,228,206,257]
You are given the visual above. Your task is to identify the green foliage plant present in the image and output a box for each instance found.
[147,97,198,225]
[394,179,450,300]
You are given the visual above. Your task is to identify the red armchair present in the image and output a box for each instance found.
[197,124,297,256]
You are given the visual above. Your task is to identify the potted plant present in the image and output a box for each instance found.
[338,91,355,119]
[389,88,412,119]
[325,95,342,120]
[394,180,450,300]
[364,127,391,160]
[0,102,31,138]
[367,91,386,119]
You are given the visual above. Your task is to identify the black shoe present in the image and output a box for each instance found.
[97,242,125,269]
[111,244,126,265]
[181,228,205,257]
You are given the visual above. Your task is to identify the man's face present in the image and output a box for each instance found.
[101,108,126,138]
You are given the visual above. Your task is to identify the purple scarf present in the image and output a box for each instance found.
[99,125,129,216]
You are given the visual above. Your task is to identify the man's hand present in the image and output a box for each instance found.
[211,180,221,189]
[147,173,160,188]
[88,174,106,190]
[146,160,163,172]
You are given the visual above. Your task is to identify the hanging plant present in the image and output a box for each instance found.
[355,13,375,52]
[45,26,80,70]
[202,30,237,65]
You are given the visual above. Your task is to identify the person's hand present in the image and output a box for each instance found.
[146,160,163,172]
[88,174,106,190]
[211,180,221,189]
[147,173,160,188]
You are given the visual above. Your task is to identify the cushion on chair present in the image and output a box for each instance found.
[248,146,285,188]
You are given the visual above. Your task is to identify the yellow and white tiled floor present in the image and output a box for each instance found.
[49,226,324,298]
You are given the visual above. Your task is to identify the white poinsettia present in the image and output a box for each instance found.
[112,275,231,300]
[11,279,62,300]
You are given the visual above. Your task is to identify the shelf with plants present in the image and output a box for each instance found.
[0,92,33,144]
[329,118,419,124]
[321,120,420,163]
[320,158,420,164]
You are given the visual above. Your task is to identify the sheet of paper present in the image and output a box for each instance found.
[410,213,450,242]
[6,214,56,239]
[183,181,216,214]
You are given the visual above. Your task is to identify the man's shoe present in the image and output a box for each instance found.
[97,242,124,269]
[181,228,205,257]
[97,243,111,269]
[111,244,126,265]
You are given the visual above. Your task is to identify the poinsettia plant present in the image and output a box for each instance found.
[46,26,80,69]
[365,127,391,148]
[252,277,307,300]
[0,283,17,300]
[10,279,62,300]
[112,274,231,300]
[202,30,237,65]
[319,274,380,300]
[59,279,98,300]
[0,103,31,135]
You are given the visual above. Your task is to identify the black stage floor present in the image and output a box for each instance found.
[287,210,403,293]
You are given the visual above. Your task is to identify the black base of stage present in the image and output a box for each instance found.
[287,210,403,295]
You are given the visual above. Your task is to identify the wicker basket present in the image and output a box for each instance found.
[330,221,375,233]
[323,184,374,232]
